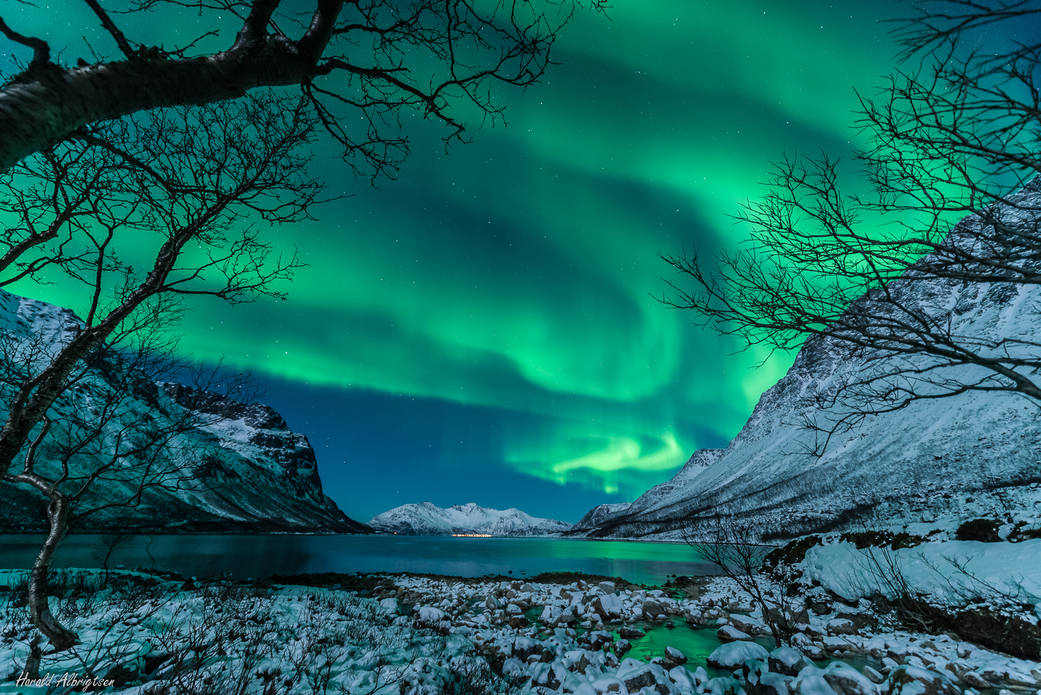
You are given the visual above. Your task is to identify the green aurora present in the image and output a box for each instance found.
[4,1,900,519]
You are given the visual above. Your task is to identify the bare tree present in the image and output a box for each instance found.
[663,1,1041,451]
[683,515,800,647]
[0,93,318,650]
[0,0,603,658]
[0,0,603,172]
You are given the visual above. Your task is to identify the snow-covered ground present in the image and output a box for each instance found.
[1,535,1038,695]
[802,538,1041,609]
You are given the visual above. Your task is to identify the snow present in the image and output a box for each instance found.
[369,501,570,536]
[707,640,769,668]
[770,645,809,672]
[572,502,634,531]
[0,287,359,533]
[664,645,686,663]
[416,605,446,622]
[2,567,1038,694]
[575,185,1041,540]
[716,624,751,642]
[801,538,1041,608]
[792,668,842,695]
[822,662,878,695]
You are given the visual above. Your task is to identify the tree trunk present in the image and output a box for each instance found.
[27,495,77,651]
[0,44,317,173]
[21,636,41,680]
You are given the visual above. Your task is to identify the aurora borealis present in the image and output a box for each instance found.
[4,1,903,521]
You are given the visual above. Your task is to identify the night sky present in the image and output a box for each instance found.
[5,2,902,522]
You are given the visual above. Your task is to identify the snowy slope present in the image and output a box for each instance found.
[0,289,367,533]
[580,184,1041,540]
[571,502,632,531]
[369,502,570,536]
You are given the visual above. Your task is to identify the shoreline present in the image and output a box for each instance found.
[0,530,694,543]
[2,563,1037,694]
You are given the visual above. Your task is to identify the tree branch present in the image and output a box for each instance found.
[0,16,50,68]
[82,0,135,58]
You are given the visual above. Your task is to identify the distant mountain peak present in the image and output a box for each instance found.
[369,502,570,536]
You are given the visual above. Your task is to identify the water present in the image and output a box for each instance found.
[629,620,881,676]
[628,619,774,677]
[0,534,719,586]
[628,619,756,667]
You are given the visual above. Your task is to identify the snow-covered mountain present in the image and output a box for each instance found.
[578,184,1041,540]
[0,289,367,533]
[572,502,631,531]
[369,502,570,536]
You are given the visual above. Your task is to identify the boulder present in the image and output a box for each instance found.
[708,641,771,669]
[704,676,748,695]
[642,598,667,620]
[589,594,624,621]
[792,668,840,695]
[669,666,697,690]
[756,671,795,695]
[562,649,593,675]
[584,630,614,651]
[861,666,885,685]
[589,676,624,694]
[718,624,752,642]
[731,613,770,636]
[769,645,812,676]
[664,645,687,665]
[415,606,446,623]
[510,636,543,660]
[826,618,858,636]
[823,662,878,695]
[532,662,567,690]
[883,665,961,695]
[617,660,670,695]
[539,604,562,624]
[961,671,993,689]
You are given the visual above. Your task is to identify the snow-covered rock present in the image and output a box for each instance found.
[663,645,686,665]
[0,289,364,533]
[707,640,770,669]
[717,624,752,642]
[822,661,879,695]
[770,645,812,676]
[368,501,569,536]
[579,183,1041,539]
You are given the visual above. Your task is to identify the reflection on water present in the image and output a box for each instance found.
[0,534,719,586]
[628,618,772,675]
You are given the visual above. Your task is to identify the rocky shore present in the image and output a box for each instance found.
[1,561,1037,694]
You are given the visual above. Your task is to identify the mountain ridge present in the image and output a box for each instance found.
[576,184,1041,540]
[0,289,368,534]
[369,501,570,536]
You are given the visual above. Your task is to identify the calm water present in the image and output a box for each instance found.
[0,534,718,586]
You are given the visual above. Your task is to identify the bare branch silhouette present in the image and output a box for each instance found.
[664,4,1041,454]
